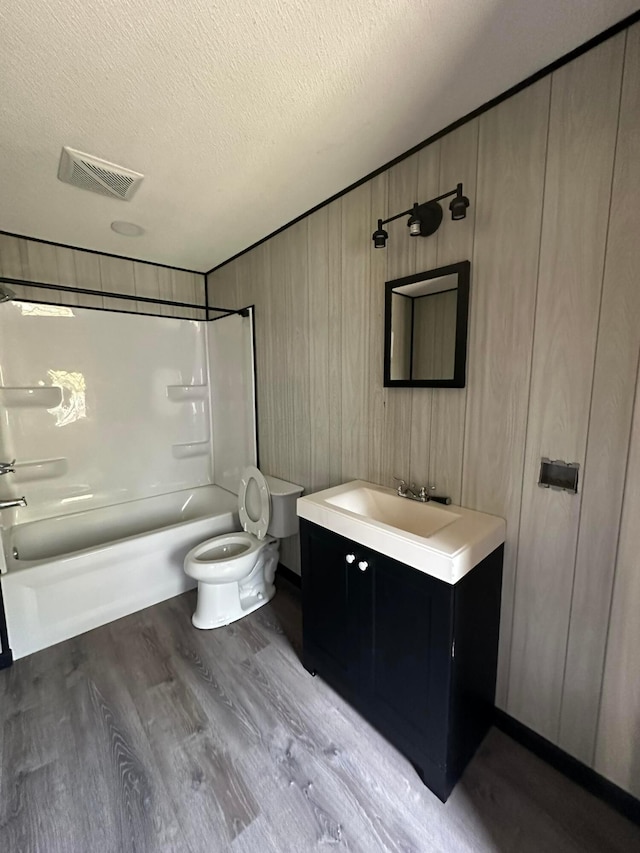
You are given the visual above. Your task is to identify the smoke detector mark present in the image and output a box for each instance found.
[58,147,144,201]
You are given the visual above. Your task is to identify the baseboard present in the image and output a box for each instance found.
[494,709,640,827]
[277,563,301,589]
[0,649,13,669]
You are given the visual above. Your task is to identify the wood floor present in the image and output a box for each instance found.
[1,579,638,853]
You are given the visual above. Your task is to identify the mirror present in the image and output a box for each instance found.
[384,261,470,388]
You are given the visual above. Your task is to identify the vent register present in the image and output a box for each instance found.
[57,147,144,201]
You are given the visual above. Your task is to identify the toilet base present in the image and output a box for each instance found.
[192,581,275,629]
[191,539,279,630]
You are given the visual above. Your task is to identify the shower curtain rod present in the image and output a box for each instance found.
[0,275,238,316]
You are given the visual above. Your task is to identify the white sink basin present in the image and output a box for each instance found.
[324,486,459,538]
[297,480,506,585]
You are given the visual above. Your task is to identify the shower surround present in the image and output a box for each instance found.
[0,299,256,658]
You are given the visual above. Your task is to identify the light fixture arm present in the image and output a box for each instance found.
[377,184,463,228]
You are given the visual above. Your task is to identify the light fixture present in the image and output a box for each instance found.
[111,220,145,237]
[449,183,470,221]
[372,220,389,248]
[407,204,422,236]
[372,182,469,248]
[407,201,443,237]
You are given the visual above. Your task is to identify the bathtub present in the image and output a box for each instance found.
[0,485,238,660]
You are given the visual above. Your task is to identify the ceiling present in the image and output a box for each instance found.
[1,1,637,273]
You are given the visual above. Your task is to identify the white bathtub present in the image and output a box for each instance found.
[1,485,238,659]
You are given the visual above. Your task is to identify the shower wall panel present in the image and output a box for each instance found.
[0,301,212,525]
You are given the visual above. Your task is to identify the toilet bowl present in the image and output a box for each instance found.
[184,466,303,629]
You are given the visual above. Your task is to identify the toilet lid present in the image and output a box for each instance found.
[238,466,270,540]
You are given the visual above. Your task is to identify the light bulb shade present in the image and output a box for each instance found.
[407,203,421,237]
[372,225,388,248]
[408,201,443,237]
[449,193,469,220]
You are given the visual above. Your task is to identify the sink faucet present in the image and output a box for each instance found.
[0,459,16,475]
[0,497,27,509]
[393,477,413,498]
[393,478,451,505]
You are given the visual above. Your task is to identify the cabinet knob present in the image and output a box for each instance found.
[345,554,356,564]
[358,561,368,572]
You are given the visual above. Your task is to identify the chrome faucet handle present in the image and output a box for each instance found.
[393,476,408,496]
[417,485,429,501]
[0,459,16,468]
[0,459,16,475]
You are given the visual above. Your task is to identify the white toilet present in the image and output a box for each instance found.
[184,466,303,629]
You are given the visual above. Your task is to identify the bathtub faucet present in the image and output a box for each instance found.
[0,497,27,510]
[0,459,16,475]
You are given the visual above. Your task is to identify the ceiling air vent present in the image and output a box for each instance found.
[57,147,144,201]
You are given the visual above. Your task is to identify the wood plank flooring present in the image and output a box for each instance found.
[1,580,638,853]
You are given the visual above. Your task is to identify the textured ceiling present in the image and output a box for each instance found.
[0,0,637,272]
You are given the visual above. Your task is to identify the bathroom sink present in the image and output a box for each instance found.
[324,486,458,538]
[297,480,506,584]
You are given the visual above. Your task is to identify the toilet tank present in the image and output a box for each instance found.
[265,475,304,538]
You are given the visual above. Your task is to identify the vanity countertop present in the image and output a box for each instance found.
[297,480,506,585]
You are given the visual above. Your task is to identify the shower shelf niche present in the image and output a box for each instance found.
[166,385,208,402]
[12,458,68,482]
[0,386,63,408]
[172,441,210,459]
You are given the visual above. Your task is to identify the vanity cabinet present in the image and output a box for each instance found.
[300,519,503,802]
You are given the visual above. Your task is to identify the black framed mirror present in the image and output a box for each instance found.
[384,260,470,388]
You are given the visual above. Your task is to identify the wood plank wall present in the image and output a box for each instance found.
[0,234,206,318]
[208,24,640,797]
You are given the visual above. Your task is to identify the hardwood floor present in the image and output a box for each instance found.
[1,580,638,852]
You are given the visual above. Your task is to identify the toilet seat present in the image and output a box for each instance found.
[190,532,260,563]
[238,465,270,540]
[184,532,266,583]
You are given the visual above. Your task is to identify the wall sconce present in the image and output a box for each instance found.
[372,183,470,248]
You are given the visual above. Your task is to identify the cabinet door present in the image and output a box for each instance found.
[300,522,363,692]
[365,551,453,766]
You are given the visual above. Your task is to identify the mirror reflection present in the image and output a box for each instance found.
[384,261,470,388]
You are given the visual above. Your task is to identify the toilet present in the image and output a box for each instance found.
[183,466,303,629]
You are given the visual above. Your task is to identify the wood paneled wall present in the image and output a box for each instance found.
[0,234,206,318]
[209,24,640,796]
